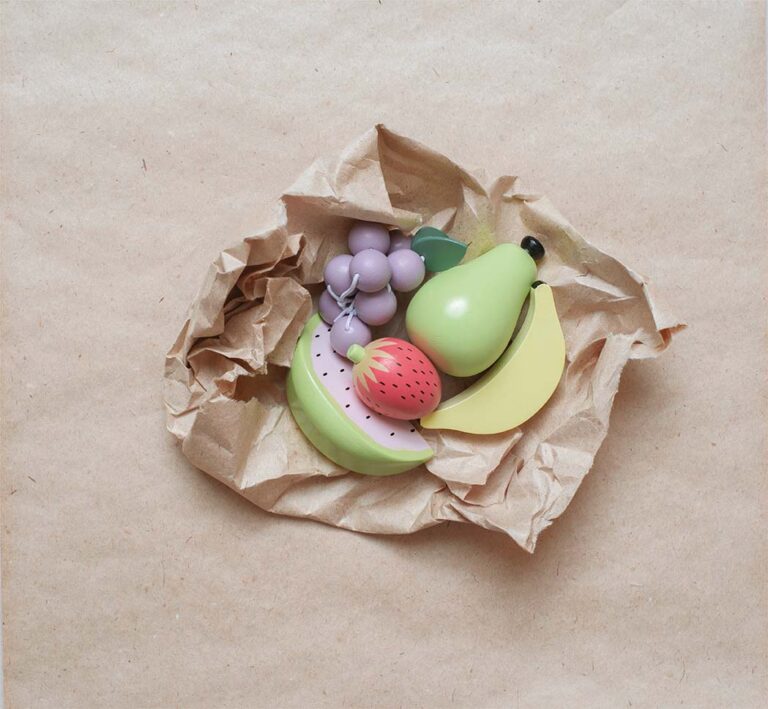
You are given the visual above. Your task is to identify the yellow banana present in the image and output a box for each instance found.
[420,284,565,434]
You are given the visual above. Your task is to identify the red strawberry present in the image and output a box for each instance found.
[346,338,441,420]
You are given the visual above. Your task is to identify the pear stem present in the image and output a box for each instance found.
[521,235,545,261]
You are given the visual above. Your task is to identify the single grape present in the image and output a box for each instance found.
[330,316,371,358]
[323,254,353,295]
[318,290,343,324]
[349,248,391,293]
[354,289,397,326]
[388,249,425,292]
[348,221,391,254]
[388,230,412,253]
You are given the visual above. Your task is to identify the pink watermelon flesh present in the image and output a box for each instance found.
[310,320,428,451]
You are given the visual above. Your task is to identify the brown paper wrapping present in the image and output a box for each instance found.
[163,125,682,551]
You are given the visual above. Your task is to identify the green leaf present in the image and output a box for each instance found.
[411,227,468,272]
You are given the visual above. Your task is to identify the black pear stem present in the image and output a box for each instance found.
[521,235,545,261]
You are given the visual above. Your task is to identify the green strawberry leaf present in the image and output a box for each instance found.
[411,227,468,272]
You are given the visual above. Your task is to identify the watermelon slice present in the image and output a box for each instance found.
[287,315,433,476]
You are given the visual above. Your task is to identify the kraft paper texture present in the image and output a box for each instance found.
[164,125,681,550]
[3,2,765,707]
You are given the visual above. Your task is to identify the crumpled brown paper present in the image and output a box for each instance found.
[163,125,682,551]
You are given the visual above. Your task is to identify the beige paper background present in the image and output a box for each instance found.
[2,1,765,707]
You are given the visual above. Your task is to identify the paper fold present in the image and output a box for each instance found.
[164,124,682,551]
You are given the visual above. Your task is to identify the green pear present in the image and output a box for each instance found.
[405,237,544,377]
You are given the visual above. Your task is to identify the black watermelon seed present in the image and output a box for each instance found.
[339,368,345,372]
[322,372,328,376]
[397,373,403,377]
[401,395,406,400]
[406,383,411,388]
[345,386,350,391]
[345,404,350,408]
[389,432,395,436]
[314,334,319,338]
[410,428,415,432]
[418,359,424,364]
[412,368,418,373]
[397,346,402,350]
[392,384,398,388]
[419,399,424,404]
[365,415,371,419]
[406,356,412,360]
[420,390,424,395]
[315,353,321,358]
[411,394,416,398]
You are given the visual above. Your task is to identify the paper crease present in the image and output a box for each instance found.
[163,125,682,551]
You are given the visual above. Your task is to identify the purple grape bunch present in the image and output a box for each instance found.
[321,221,426,357]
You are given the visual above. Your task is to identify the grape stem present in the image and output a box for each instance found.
[333,301,357,331]
[338,273,360,301]
[327,272,361,331]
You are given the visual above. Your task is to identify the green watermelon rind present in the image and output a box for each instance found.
[286,316,433,476]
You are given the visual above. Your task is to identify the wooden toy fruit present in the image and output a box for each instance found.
[420,283,565,435]
[287,315,433,476]
[346,338,441,420]
[405,237,544,377]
